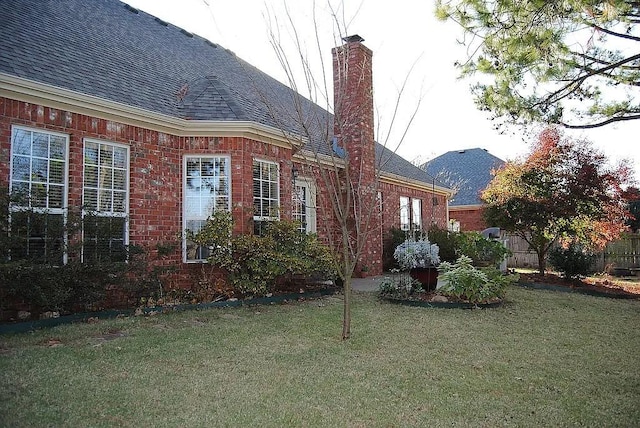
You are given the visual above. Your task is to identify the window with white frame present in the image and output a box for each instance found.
[9,126,68,264]
[412,198,422,231]
[82,140,129,262]
[253,159,279,235]
[184,156,230,262]
[399,196,410,231]
[292,178,317,234]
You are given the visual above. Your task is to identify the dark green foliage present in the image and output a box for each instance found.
[230,221,335,295]
[438,255,517,303]
[436,0,640,129]
[190,213,336,296]
[0,260,123,314]
[549,245,596,279]
[1,183,334,315]
[624,188,640,233]
[0,241,180,317]
[628,200,640,233]
[427,226,458,263]
[384,226,510,270]
[119,242,179,304]
[383,227,409,270]
[186,210,234,267]
[457,232,511,267]
[0,187,180,317]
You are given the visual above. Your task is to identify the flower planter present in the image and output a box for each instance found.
[409,267,439,291]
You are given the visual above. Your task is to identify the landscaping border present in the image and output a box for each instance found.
[0,287,340,335]
[516,282,639,300]
[379,296,503,309]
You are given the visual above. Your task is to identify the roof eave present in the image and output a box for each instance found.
[449,204,484,210]
[0,73,305,149]
[380,172,454,196]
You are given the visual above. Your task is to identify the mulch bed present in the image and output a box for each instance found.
[518,272,640,299]
[0,283,340,334]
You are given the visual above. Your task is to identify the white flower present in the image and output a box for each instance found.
[394,238,440,270]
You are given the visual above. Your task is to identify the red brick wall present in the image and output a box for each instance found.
[449,207,487,232]
[379,181,448,233]
[0,97,295,290]
[0,96,450,293]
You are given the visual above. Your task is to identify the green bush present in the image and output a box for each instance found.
[383,227,447,270]
[192,214,336,296]
[427,226,458,263]
[0,260,123,314]
[120,243,179,304]
[457,232,511,267]
[383,227,410,270]
[548,244,595,279]
[0,237,179,317]
[377,271,422,298]
[438,255,517,303]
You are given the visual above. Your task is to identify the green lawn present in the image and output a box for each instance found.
[1,287,639,427]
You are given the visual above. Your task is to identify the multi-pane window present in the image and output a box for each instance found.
[9,126,68,264]
[82,140,129,262]
[292,178,316,234]
[184,156,230,261]
[412,198,422,231]
[400,196,422,233]
[399,196,410,231]
[253,159,279,235]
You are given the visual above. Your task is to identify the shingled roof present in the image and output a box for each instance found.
[422,148,505,206]
[0,0,306,126]
[0,0,446,190]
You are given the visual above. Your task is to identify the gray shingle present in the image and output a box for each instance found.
[0,0,445,189]
[422,148,505,206]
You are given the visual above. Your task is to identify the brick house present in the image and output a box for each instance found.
[0,0,451,288]
[422,148,504,232]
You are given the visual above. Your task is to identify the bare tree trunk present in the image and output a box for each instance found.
[264,4,422,340]
[342,276,351,340]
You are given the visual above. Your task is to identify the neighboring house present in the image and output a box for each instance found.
[422,148,504,231]
[0,0,452,288]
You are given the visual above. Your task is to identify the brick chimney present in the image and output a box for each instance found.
[332,35,375,177]
[332,35,382,276]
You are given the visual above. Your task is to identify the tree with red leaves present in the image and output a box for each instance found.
[482,128,634,274]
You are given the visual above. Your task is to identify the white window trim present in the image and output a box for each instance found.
[81,138,130,262]
[9,125,70,213]
[82,138,130,218]
[399,196,410,231]
[252,158,280,222]
[183,154,232,263]
[412,198,422,231]
[9,125,70,263]
[293,177,317,234]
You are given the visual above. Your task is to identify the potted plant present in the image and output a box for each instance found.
[393,238,441,290]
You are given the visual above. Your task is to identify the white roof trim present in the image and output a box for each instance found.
[0,73,305,149]
[449,204,484,210]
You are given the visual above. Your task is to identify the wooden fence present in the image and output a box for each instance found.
[597,234,640,271]
[505,235,540,269]
[504,233,640,272]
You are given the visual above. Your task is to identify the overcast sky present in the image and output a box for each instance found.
[122,0,640,180]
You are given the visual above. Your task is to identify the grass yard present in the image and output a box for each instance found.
[1,286,639,427]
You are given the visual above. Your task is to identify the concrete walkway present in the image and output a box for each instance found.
[350,275,386,292]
